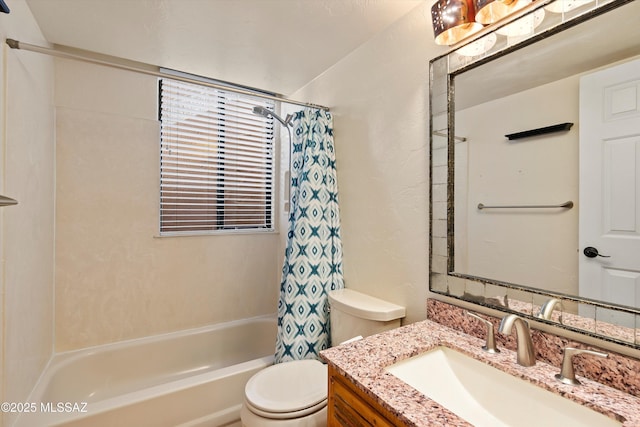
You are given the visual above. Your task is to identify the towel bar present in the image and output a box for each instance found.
[477,201,573,210]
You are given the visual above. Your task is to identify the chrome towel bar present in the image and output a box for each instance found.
[477,201,573,210]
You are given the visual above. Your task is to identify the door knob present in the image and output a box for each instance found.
[583,247,611,258]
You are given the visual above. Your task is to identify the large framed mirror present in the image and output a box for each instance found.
[430,0,640,347]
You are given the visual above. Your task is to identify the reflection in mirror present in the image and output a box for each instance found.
[463,279,484,302]
[595,307,636,344]
[505,288,533,316]
[453,1,640,300]
[533,296,563,324]
[454,73,578,296]
[431,273,448,294]
[485,283,508,307]
[447,275,466,298]
[562,303,596,334]
[429,0,640,348]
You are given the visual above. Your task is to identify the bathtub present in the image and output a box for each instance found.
[16,315,276,427]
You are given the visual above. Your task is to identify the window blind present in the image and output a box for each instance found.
[159,78,275,233]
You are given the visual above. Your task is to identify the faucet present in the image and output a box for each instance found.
[498,314,536,367]
[466,311,500,353]
[537,298,564,323]
[555,347,608,385]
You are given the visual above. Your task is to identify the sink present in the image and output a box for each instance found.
[385,346,620,427]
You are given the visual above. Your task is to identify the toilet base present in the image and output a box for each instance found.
[240,403,327,427]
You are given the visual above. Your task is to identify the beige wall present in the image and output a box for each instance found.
[291,3,446,324]
[54,59,280,351]
[0,1,56,425]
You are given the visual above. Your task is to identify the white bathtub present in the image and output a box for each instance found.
[16,315,276,427]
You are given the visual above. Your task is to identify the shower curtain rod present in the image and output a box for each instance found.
[5,39,330,112]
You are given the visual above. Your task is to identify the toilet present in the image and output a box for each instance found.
[240,289,406,427]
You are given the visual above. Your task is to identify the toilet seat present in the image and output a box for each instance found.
[244,398,327,420]
[244,359,328,420]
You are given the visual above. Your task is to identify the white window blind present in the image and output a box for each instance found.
[159,78,275,234]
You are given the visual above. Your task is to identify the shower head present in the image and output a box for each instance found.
[253,105,295,211]
[252,105,292,127]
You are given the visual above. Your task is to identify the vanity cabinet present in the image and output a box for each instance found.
[328,364,406,427]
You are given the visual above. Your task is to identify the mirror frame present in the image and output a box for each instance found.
[429,0,640,348]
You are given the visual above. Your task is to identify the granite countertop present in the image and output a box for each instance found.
[320,319,640,427]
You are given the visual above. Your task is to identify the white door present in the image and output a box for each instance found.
[579,58,640,325]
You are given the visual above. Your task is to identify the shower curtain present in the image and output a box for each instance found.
[274,108,344,363]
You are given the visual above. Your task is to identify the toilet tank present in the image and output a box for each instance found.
[328,289,406,346]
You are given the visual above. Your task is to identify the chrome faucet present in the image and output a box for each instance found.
[498,314,536,367]
[537,298,564,323]
[555,347,608,385]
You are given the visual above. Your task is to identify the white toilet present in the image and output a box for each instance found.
[240,289,406,427]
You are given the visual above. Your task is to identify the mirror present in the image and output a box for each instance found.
[430,0,640,347]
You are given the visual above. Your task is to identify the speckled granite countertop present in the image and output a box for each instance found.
[320,320,640,427]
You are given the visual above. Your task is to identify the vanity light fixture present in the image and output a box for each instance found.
[474,0,519,24]
[496,3,545,37]
[431,0,596,49]
[496,4,544,37]
[431,0,484,46]
[456,32,497,56]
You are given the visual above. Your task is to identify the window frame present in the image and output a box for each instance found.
[158,76,278,236]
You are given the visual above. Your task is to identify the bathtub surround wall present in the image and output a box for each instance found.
[0,1,56,426]
[54,59,280,351]
[290,2,445,324]
[427,300,640,397]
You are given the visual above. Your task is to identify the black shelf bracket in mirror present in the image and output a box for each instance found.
[505,122,574,141]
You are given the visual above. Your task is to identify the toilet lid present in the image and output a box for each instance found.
[245,359,328,414]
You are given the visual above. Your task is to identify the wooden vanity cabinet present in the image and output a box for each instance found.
[327,364,407,427]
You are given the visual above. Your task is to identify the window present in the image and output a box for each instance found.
[159,78,275,234]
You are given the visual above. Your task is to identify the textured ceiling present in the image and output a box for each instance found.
[25,0,427,96]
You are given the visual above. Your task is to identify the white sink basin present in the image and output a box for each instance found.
[385,346,620,427]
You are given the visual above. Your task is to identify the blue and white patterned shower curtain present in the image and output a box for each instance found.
[274,108,344,363]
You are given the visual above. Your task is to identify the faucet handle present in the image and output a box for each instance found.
[555,347,608,385]
[466,311,500,354]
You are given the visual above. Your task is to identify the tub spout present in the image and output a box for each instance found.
[498,314,536,367]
